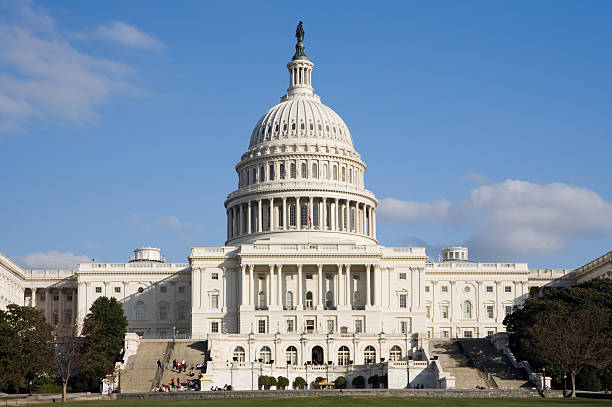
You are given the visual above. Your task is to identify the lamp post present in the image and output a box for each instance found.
[542,367,546,391]
[563,374,567,397]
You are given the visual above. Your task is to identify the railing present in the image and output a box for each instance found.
[152,339,174,391]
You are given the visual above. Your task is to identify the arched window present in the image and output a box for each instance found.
[259,346,272,363]
[300,204,308,227]
[258,291,266,308]
[286,291,293,308]
[177,301,186,321]
[280,163,286,179]
[289,205,296,226]
[260,166,265,182]
[286,346,298,365]
[290,163,297,178]
[463,300,472,319]
[301,163,307,178]
[233,346,245,362]
[269,164,275,181]
[353,291,361,307]
[349,168,353,183]
[159,301,169,320]
[390,345,402,361]
[312,163,318,179]
[300,122,305,130]
[322,164,328,179]
[364,345,376,364]
[338,346,350,366]
[332,165,338,180]
[325,291,333,309]
[135,301,145,320]
[341,167,346,182]
[305,291,313,308]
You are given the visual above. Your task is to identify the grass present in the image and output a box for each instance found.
[34,397,609,407]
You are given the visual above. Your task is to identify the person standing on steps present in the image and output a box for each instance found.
[157,359,162,370]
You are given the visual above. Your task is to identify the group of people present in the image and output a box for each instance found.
[153,357,207,392]
[153,377,201,392]
[210,384,232,391]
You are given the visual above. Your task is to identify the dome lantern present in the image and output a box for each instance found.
[283,22,316,102]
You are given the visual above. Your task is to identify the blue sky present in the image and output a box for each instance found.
[1,0,611,269]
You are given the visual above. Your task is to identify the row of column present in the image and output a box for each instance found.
[28,287,76,326]
[239,264,382,309]
[227,197,376,240]
[289,64,312,87]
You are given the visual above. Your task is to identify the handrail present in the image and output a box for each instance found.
[152,340,175,391]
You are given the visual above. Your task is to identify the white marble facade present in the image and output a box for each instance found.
[0,28,610,388]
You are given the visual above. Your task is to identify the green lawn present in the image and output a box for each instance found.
[35,397,609,407]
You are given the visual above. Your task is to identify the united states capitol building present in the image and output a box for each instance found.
[1,26,610,391]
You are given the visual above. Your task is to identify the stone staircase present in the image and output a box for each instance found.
[120,340,170,393]
[160,341,208,387]
[459,339,531,389]
[429,340,490,389]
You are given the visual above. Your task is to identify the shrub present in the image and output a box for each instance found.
[293,376,306,389]
[368,374,380,388]
[268,376,278,389]
[258,375,269,389]
[277,376,289,389]
[352,375,365,389]
[315,376,325,383]
[334,376,346,389]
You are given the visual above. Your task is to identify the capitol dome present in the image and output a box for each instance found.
[224,24,378,246]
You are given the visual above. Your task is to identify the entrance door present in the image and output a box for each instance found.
[311,345,324,365]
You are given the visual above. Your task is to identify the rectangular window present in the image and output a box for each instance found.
[258,319,266,334]
[464,330,473,338]
[505,305,513,315]
[177,303,186,320]
[426,305,431,319]
[258,273,265,280]
[66,295,73,301]
[269,164,275,181]
[400,321,408,334]
[441,286,448,293]
[210,294,219,309]
[441,305,449,319]
[325,273,332,280]
[211,273,219,280]
[424,286,430,292]
[280,163,286,179]
[305,274,313,279]
[95,287,102,293]
[442,330,449,338]
[487,330,495,337]
[486,286,493,293]
[353,274,359,280]
[354,319,363,334]
[487,305,494,319]
[287,319,294,333]
[211,321,219,333]
[327,320,335,333]
[399,273,406,280]
[399,294,407,308]
[160,286,167,293]
[114,287,121,293]
[178,286,185,293]
[504,286,512,293]
[305,319,315,333]
[159,304,168,320]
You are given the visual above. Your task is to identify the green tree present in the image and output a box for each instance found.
[258,375,269,390]
[314,376,325,384]
[74,297,127,392]
[352,375,365,389]
[0,304,54,393]
[504,280,612,397]
[277,376,289,389]
[293,376,306,389]
[368,374,380,388]
[334,376,346,389]
[268,376,278,389]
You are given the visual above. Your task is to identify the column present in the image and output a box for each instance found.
[270,265,276,306]
[418,267,425,310]
[282,198,287,230]
[333,199,338,231]
[222,267,228,312]
[295,196,300,229]
[345,265,351,307]
[476,280,482,324]
[495,281,500,323]
[322,198,327,230]
[247,201,252,234]
[366,264,371,307]
[277,265,283,306]
[257,199,262,233]
[449,281,456,322]
[269,198,274,231]
[362,204,367,235]
[45,288,51,323]
[297,265,303,308]
[241,265,248,306]
[373,265,381,307]
[227,210,231,240]
[366,206,371,236]
[59,288,65,325]
[248,264,255,307]
[239,204,244,235]
[77,282,86,327]
[337,265,344,308]
[372,208,377,239]
[266,267,271,307]
[432,281,438,324]
[410,268,417,312]
[317,264,323,310]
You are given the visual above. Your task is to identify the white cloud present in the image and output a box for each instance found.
[379,179,612,258]
[157,215,183,229]
[96,22,164,51]
[18,250,90,269]
[461,173,487,184]
[378,197,451,226]
[0,2,142,134]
